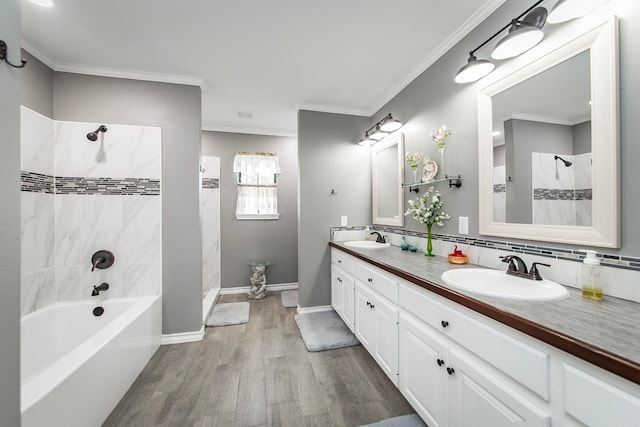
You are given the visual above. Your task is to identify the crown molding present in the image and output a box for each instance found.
[202,124,297,138]
[21,40,57,69]
[294,103,371,117]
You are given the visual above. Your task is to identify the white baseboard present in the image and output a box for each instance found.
[202,288,220,323]
[219,282,298,295]
[296,305,333,314]
[161,326,204,345]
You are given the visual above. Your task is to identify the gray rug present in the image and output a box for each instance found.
[281,290,298,308]
[359,414,426,427]
[294,310,359,352]
[205,302,250,327]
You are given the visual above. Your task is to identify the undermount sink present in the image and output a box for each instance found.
[343,240,391,249]
[441,268,569,301]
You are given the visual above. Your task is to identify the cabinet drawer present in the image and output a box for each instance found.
[331,248,354,274]
[354,261,398,304]
[400,282,550,401]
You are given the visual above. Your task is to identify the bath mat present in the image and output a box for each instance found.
[358,414,426,427]
[281,290,298,308]
[205,302,250,327]
[294,310,359,352]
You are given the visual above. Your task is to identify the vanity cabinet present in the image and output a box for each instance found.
[355,281,399,386]
[330,249,355,332]
[399,308,550,427]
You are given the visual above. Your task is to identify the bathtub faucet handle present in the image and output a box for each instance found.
[91,257,104,272]
[91,250,115,272]
[92,282,109,296]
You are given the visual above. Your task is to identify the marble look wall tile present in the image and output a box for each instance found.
[573,153,592,189]
[54,121,161,179]
[21,106,54,175]
[122,195,161,265]
[21,192,55,274]
[55,265,85,302]
[533,200,576,226]
[21,267,55,316]
[55,195,85,267]
[201,156,220,179]
[122,260,161,297]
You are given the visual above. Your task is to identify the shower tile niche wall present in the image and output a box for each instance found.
[20,106,162,316]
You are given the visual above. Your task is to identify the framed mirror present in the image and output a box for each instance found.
[372,132,404,226]
[478,17,619,248]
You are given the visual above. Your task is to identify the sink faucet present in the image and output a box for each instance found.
[500,255,550,280]
[370,232,386,243]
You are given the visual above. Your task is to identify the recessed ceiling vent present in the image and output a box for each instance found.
[236,111,254,119]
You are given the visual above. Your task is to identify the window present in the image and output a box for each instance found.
[233,151,281,220]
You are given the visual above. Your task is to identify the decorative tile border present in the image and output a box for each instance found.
[202,178,220,189]
[493,184,505,193]
[20,171,160,196]
[20,171,54,194]
[330,226,640,273]
[533,188,592,201]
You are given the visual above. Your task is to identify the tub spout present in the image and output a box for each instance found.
[92,282,109,296]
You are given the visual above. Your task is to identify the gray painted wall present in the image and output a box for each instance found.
[506,119,572,224]
[0,0,22,423]
[298,110,371,308]
[20,49,53,117]
[53,73,203,335]
[201,131,298,288]
[573,121,591,155]
[368,0,640,255]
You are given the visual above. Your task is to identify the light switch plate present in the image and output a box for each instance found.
[459,216,469,235]
[341,216,348,226]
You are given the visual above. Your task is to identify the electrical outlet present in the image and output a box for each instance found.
[341,216,348,226]
[458,216,469,235]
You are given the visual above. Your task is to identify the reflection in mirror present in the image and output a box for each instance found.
[372,132,404,227]
[491,51,592,226]
[477,18,619,248]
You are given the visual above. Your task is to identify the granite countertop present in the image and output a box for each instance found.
[329,241,640,385]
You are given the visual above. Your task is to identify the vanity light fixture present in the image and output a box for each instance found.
[28,0,54,6]
[357,113,403,145]
[455,0,547,83]
[491,7,547,60]
[547,0,610,24]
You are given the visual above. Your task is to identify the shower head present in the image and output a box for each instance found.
[554,155,572,167]
[87,125,108,141]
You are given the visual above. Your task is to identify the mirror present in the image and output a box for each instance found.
[372,132,404,226]
[478,18,619,248]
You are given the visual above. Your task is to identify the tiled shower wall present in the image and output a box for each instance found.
[20,106,162,316]
[200,156,221,296]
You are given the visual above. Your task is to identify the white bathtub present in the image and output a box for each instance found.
[21,296,161,427]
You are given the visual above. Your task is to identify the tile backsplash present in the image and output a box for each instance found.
[331,226,640,304]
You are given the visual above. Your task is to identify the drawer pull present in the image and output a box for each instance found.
[447,367,455,376]
[368,278,373,283]
[437,358,445,367]
[338,260,342,263]
[366,301,371,308]
[441,320,449,328]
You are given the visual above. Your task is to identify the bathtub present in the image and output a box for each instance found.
[21,296,161,427]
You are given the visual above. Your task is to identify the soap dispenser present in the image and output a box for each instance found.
[581,250,603,301]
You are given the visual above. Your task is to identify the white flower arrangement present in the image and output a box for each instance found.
[431,125,451,150]
[405,186,451,227]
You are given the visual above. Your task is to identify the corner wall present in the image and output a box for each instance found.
[297,111,371,308]
[0,0,23,422]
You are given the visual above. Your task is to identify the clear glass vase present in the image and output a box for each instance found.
[439,147,446,179]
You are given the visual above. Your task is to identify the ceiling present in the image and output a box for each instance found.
[21,0,506,137]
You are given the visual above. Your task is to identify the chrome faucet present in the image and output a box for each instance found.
[500,255,550,281]
[370,232,386,243]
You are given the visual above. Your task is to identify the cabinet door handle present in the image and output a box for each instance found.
[437,358,444,366]
[367,278,373,283]
[370,304,375,309]
[447,367,455,375]
[441,320,449,328]
[338,260,342,263]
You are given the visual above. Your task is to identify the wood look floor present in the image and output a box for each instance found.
[103,292,415,427]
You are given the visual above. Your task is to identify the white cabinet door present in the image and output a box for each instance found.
[399,312,449,427]
[448,347,551,427]
[331,267,342,315]
[373,292,399,386]
[341,274,355,332]
[355,281,375,352]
